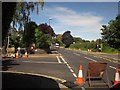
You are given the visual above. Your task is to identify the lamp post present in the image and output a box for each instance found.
[49,18,52,26]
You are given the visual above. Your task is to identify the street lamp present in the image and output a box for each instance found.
[49,18,52,26]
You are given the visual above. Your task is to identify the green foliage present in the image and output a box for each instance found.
[101,15,120,50]
[74,37,82,43]
[23,21,37,47]
[6,28,23,48]
[2,2,44,46]
[53,34,64,46]
[69,37,118,53]
[102,46,118,53]
[12,2,44,29]
[35,28,52,48]
[69,38,102,52]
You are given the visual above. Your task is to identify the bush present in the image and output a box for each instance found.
[102,46,118,53]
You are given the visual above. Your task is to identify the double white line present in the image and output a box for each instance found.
[56,56,67,64]
[56,56,62,63]
[56,55,77,78]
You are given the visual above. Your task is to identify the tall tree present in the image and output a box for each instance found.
[12,2,44,29]
[35,23,55,49]
[23,21,38,47]
[2,2,16,46]
[2,1,44,46]
[38,23,55,36]
[101,15,120,50]
[35,27,52,54]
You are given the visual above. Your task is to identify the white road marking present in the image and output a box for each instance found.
[60,56,77,78]
[109,66,120,71]
[22,61,64,64]
[68,66,71,69]
[60,56,67,64]
[73,53,80,56]
[70,69,74,72]
[56,56,62,63]
[109,66,116,70]
[73,73,77,78]
[84,57,97,62]
[51,51,58,53]
[81,87,86,90]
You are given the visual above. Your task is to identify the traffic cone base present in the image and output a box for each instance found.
[114,81,120,85]
[16,56,19,58]
[76,77,84,85]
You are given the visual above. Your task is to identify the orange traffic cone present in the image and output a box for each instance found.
[16,50,19,58]
[75,65,84,86]
[114,67,120,85]
[25,50,28,58]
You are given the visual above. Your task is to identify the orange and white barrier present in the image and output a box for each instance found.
[25,50,28,58]
[16,51,19,58]
[114,67,120,85]
[75,65,84,86]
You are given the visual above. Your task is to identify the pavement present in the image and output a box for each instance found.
[2,71,86,89]
[2,71,68,89]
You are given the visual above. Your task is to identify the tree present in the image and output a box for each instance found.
[23,21,38,47]
[74,37,82,43]
[2,2,44,46]
[55,34,63,46]
[12,2,44,29]
[2,2,16,46]
[35,23,55,49]
[38,23,55,36]
[62,31,74,48]
[35,28,52,53]
[12,2,44,48]
[101,15,120,50]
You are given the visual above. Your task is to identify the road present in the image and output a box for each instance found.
[58,48,119,87]
[1,48,120,89]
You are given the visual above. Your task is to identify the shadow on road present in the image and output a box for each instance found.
[2,72,60,89]
[2,59,20,71]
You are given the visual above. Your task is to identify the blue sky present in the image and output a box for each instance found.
[29,2,119,41]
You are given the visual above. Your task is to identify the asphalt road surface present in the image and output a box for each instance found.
[1,48,120,89]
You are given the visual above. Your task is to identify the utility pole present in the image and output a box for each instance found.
[7,35,9,54]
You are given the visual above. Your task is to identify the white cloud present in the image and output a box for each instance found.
[44,6,104,40]
[46,6,103,30]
